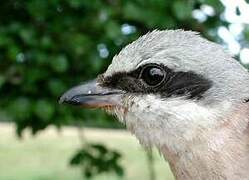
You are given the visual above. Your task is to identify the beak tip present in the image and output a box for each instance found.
[58,93,82,106]
[58,98,64,104]
[59,92,70,104]
[58,96,65,104]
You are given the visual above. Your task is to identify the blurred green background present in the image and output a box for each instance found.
[0,0,249,179]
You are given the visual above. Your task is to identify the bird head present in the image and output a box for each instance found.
[60,30,249,153]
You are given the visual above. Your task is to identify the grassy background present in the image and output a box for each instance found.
[0,123,175,180]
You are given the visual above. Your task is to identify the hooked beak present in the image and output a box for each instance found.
[59,79,123,108]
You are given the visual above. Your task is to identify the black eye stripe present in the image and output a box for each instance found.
[99,64,212,99]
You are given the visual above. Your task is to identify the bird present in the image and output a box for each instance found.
[60,30,249,180]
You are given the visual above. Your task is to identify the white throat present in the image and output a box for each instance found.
[112,96,249,180]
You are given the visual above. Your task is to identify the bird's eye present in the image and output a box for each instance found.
[140,65,165,86]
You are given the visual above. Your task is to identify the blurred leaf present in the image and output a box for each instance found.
[0,75,6,88]
[34,100,54,121]
[7,45,20,61]
[40,35,53,49]
[173,0,193,20]
[7,97,32,121]
[70,144,124,178]
[244,28,249,41]
[105,21,122,40]
[48,79,66,96]
[70,151,85,165]
[123,2,145,22]
[50,55,69,73]
[19,27,36,45]
[27,0,49,21]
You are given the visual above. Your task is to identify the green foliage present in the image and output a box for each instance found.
[0,0,226,135]
[70,144,124,179]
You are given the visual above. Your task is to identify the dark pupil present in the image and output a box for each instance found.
[141,66,164,86]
